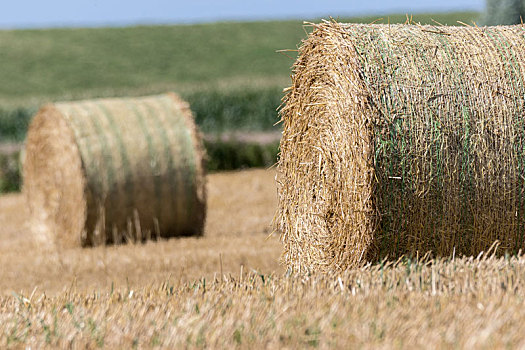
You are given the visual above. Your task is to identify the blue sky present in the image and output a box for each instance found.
[1,0,485,29]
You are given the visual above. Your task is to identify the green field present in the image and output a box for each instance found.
[0,12,479,103]
[0,11,480,141]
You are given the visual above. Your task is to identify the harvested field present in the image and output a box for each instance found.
[277,22,525,273]
[3,263,525,350]
[0,169,280,294]
[1,169,525,348]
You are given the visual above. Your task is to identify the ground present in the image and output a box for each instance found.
[1,169,525,348]
[0,169,282,295]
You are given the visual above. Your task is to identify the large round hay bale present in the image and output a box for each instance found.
[24,93,206,247]
[276,22,525,273]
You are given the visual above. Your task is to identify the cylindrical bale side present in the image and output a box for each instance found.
[276,22,525,273]
[24,93,206,248]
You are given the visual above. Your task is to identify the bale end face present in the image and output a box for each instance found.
[23,105,87,248]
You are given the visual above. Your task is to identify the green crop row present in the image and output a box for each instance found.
[0,86,283,143]
[0,151,20,192]
[0,107,36,142]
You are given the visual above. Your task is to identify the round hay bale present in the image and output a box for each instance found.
[276,21,525,273]
[24,93,206,248]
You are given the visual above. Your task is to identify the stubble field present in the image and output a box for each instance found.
[0,169,281,294]
[1,169,525,348]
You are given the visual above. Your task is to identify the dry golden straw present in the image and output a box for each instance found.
[24,93,206,247]
[276,21,525,273]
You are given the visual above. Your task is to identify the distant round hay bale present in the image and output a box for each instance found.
[24,93,206,248]
[276,22,525,273]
